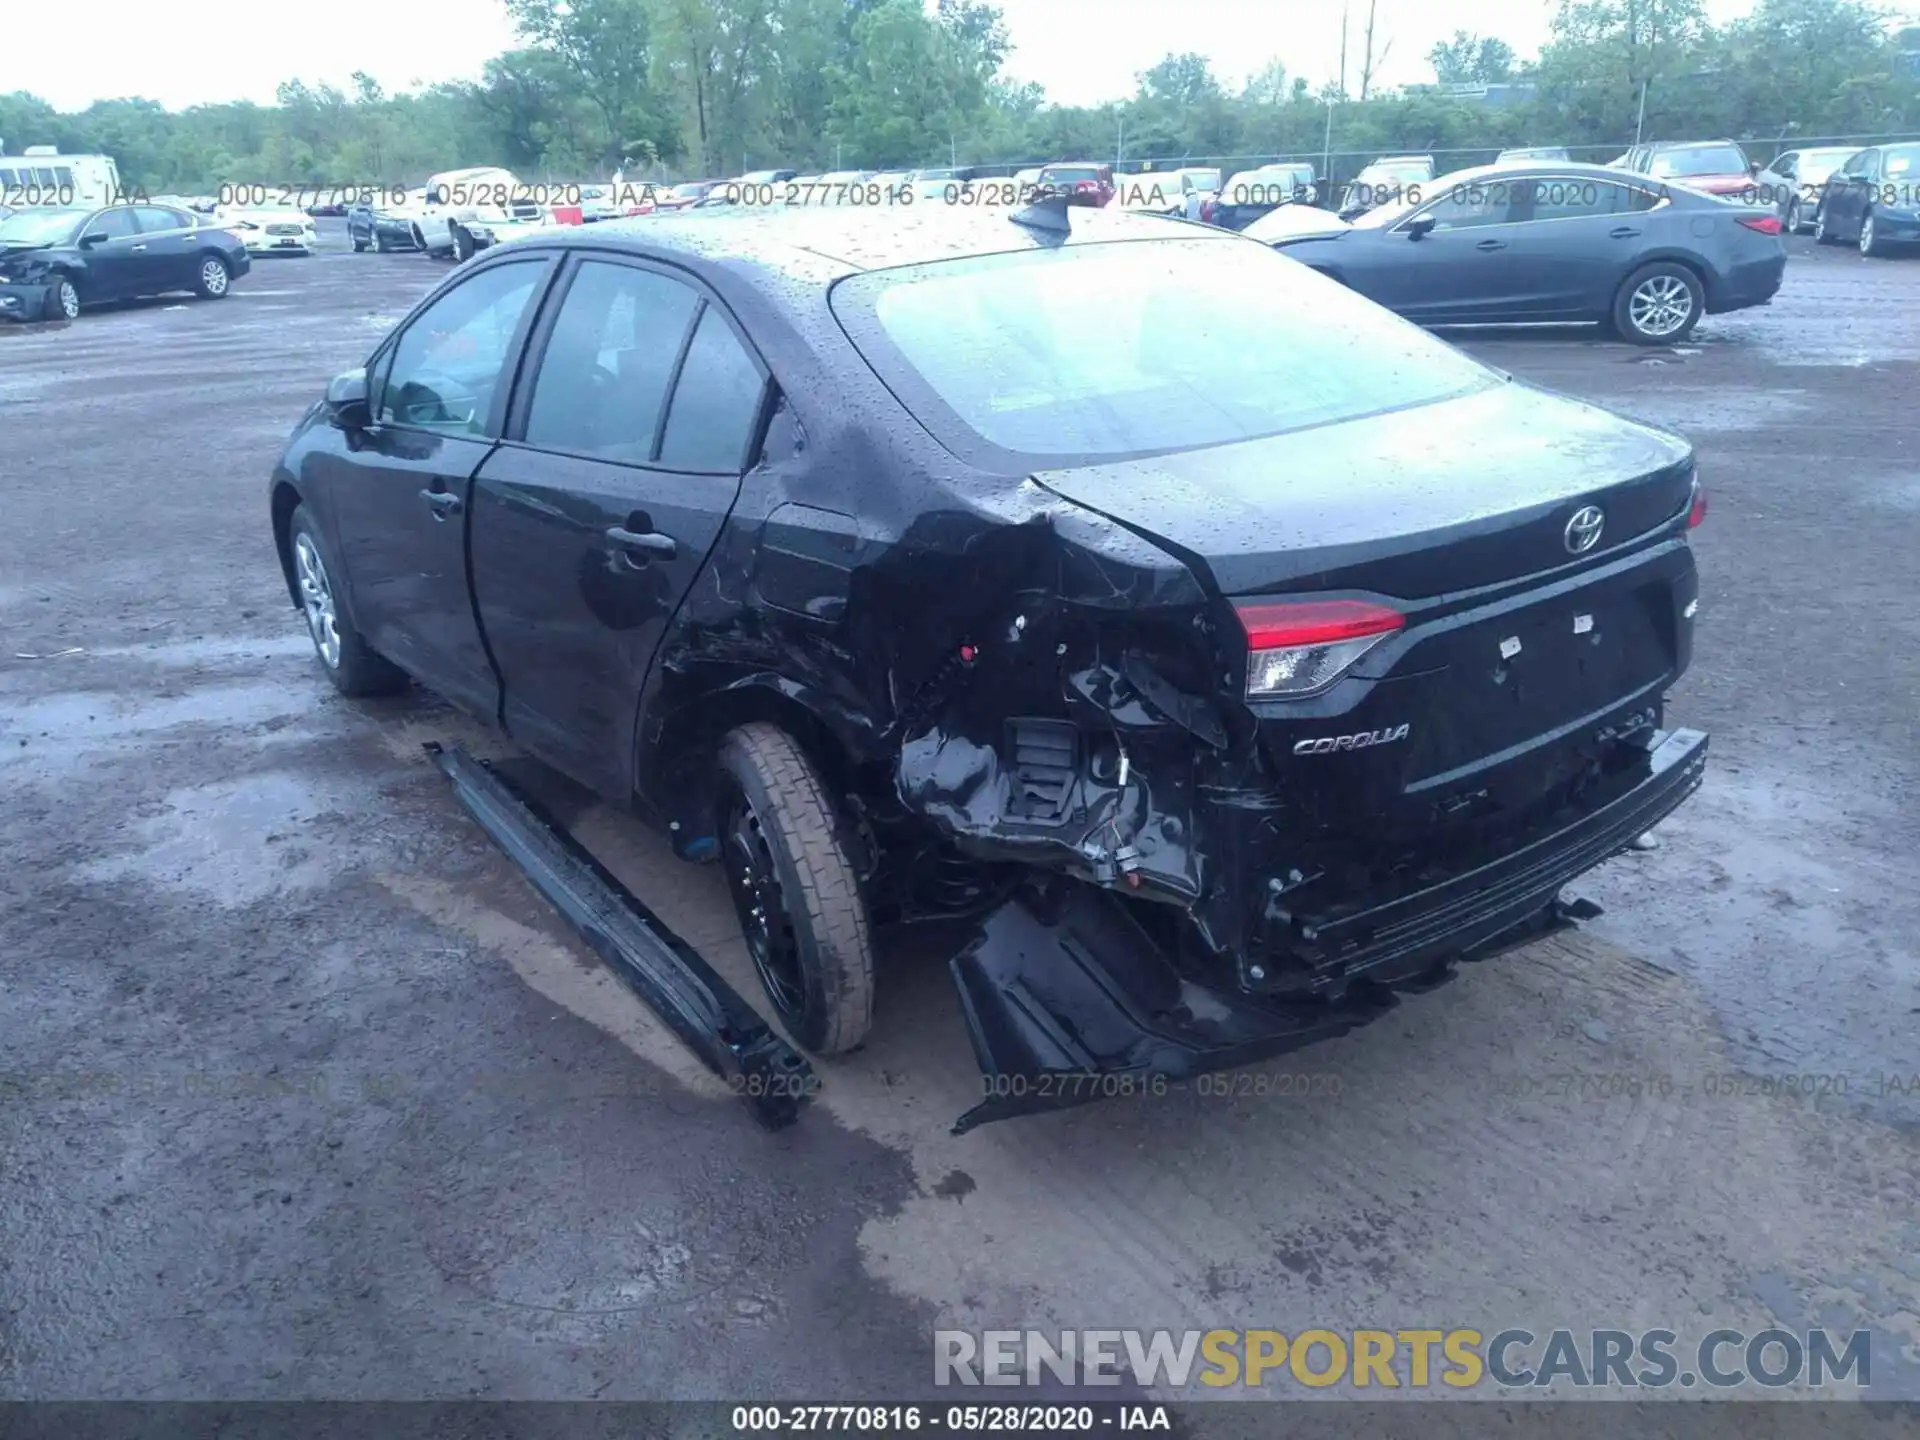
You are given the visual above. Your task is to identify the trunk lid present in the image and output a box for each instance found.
[1033,382,1699,843]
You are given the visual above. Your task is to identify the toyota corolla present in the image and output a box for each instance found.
[266,200,1708,1130]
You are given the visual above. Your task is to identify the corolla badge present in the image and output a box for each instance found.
[1293,724,1410,756]
[1564,505,1606,554]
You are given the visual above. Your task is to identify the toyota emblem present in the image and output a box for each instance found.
[1564,505,1605,554]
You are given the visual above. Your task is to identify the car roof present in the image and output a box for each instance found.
[512,202,1218,280]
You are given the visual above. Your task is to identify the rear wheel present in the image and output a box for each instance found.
[372,230,390,253]
[715,723,874,1055]
[1612,262,1701,346]
[451,223,475,262]
[287,504,408,697]
[193,255,232,299]
[1814,205,1836,244]
[351,231,368,253]
[1783,197,1802,234]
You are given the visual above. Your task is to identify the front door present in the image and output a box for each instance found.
[1367,181,1525,322]
[469,256,764,796]
[324,254,554,719]
[74,207,144,302]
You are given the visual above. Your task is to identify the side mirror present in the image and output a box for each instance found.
[1749,160,1762,176]
[1405,215,1437,240]
[324,368,372,431]
[79,232,108,249]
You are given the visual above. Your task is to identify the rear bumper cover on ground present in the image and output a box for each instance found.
[949,727,1707,1133]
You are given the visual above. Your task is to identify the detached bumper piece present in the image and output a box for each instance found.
[949,728,1709,1135]
[427,743,816,1130]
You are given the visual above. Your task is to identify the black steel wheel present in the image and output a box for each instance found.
[715,723,873,1055]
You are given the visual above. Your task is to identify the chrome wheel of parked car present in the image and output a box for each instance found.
[1814,206,1834,244]
[1783,197,1802,233]
[195,256,231,298]
[294,532,341,670]
[1859,211,1885,257]
[1615,264,1702,345]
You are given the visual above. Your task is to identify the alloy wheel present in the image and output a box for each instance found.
[294,533,341,669]
[57,281,79,320]
[1628,274,1693,339]
[201,259,229,295]
[1859,213,1876,255]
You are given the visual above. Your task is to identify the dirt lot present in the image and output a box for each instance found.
[2,222,1917,1409]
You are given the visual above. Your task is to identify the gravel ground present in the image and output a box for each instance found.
[2,221,1916,1412]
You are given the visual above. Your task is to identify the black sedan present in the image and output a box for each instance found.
[0,204,250,322]
[1814,142,1920,256]
[268,203,1707,1129]
[347,198,429,253]
[1248,161,1786,344]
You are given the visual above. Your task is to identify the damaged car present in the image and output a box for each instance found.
[268,200,1709,1132]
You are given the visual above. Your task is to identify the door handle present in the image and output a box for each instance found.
[606,525,677,561]
[131,244,148,252]
[1609,227,1642,238]
[419,487,462,519]
[1475,238,1508,251]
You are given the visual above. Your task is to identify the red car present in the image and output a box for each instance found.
[647,180,722,214]
[1037,162,1115,207]
[1618,141,1759,199]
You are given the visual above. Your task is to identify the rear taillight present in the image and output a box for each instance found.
[1737,214,1781,235]
[1234,598,1405,699]
[1200,197,1215,222]
[1688,481,1708,528]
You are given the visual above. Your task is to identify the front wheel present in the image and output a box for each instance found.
[716,723,874,1055]
[372,230,389,253]
[1783,197,1802,234]
[1814,205,1836,244]
[351,231,368,253]
[44,274,80,321]
[451,223,475,262]
[287,504,408,697]
[193,255,232,299]
[1859,210,1887,258]
[1613,263,1702,346]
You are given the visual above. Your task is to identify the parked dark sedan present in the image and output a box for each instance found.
[1814,142,1920,256]
[1249,162,1785,344]
[0,203,249,322]
[268,203,1708,1130]
[347,197,429,252]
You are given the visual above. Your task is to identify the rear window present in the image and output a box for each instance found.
[832,236,1499,466]
[1649,145,1746,177]
[1041,166,1104,184]
[1884,145,1920,177]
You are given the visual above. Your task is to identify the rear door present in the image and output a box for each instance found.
[130,206,202,291]
[1497,176,1666,319]
[325,255,555,718]
[469,255,765,795]
[74,207,143,302]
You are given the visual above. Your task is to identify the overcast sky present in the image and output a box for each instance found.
[6,0,1766,115]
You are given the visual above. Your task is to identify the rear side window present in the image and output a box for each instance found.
[523,260,699,463]
[833,236,1498,467]
[657,308,766,472]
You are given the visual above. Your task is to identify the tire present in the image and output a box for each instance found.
[1860,209,1887,258]
[1783,197,1801,234]
[411,225,427,252]
[1612,262,1702,346]
[451,223,475,262]
[715,723,874,1055]
[351,231,368,253]
[193,254,232,299]
[1814,205,1836,244]
[44,274,80,322]
[373,230,390,253]
[287,504,408,697]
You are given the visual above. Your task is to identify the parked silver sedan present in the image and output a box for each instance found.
[1756,146,1856,233]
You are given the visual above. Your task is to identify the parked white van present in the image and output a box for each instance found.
[0,149,124,209]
